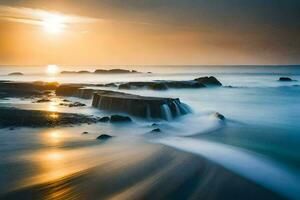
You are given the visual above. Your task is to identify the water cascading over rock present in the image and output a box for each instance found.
[92,90,191,120]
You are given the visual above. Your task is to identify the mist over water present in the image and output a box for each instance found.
[1,65,300,198]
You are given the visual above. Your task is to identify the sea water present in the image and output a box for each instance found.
[1,65,300,198]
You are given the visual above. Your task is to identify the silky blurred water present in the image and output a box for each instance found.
[1,65,300,198]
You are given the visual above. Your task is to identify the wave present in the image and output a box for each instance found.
[156,137,300,200]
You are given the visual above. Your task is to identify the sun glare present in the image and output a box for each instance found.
[42,14,65,34]
[47,65,59,75]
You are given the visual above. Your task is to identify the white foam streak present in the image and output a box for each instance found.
[157,137,300,200]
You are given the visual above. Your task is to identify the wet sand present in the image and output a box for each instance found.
[0,127,284,200]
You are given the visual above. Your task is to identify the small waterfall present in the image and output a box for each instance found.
[173,101,182,116]
[178,103,192,114]
[161,104,173,121]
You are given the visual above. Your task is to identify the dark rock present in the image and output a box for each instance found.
[8,72,23,76]
[68,102,86,107]
[78,70,91,74]
[94,69,138,74]
[104,83,117,87]
[0,107,98,128]
[279,77,293,81]
[82,131,89,134]
[151,128,161,133]
[34,98,51,103]
[151,123,159,127]
[97,134,113,140]
[0,81,59,98]
[99,116,110,122]
[149,83,168,90]
[110,115,132,123]
[194,76,222,86]
[92,90,191,120]
[214,112,225,120]
[118,80,205,90]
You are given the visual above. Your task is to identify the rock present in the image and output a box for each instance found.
[99,116,110,122]
[149,83,168,90]
[8,72,23,76]
[94,69,138,74]
[97,134,113,140]
[110,115,132,123]
[34,98,51,103]
[118,81,204,90]
[279,77,293,81]
[0,81,59,98]
[194,76,222,86]
[104,83,118,87]
[150,128,161,133]
[214,112,225,120]
[92,90,191,120]
[151,123,159,127]
[78,70,91,74]
[68,102,86,107]
[0,107,98,128]
[82,131,89,134]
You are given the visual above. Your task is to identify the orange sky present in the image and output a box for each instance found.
[0,1,300,66]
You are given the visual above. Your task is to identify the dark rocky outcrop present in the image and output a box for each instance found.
[97,134,113,140]
[0,81,59,98]
[110,115,132,123]
[94,69,138,74]
[279,77,293,81]
[118,81,205,90]
[82,131,89,134]
[99,116,110,122]
[117,76,221,90]
[0,107,98,128]
[8,72,23,76]
[55,85,94,99]
[92,90,191,120]
[194,76,222,86]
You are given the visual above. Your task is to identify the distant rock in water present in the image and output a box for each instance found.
[97,134,113,140]
[118,81,205,90]
[110,115,132,123]
[279,77,293,81]
[194,76,222,86]
[94,69,139,74]
[92,90,191,120]
[150,128,161,133]
[214,112,225,120]
[8,72,23,76]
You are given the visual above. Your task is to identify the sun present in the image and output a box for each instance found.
[47,65,59,75]
[42,14,65,34]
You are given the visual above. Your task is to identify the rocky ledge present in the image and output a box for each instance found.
[118,76,222,90]
[0,107,98,128]
[278,77,293,81]
[92,90,191,120]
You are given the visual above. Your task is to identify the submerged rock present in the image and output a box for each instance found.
[97,134,113,140]
[92,90,191,120]
[279,77,293,81]
[214,112,225,120]
[150,128,161,133]
[99,116,110,122]
[110,115,132,123]
[34,98,51,103]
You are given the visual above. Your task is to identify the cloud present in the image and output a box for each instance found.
[0,5,100,27]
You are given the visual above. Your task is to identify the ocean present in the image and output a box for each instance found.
[0,65,300,199]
